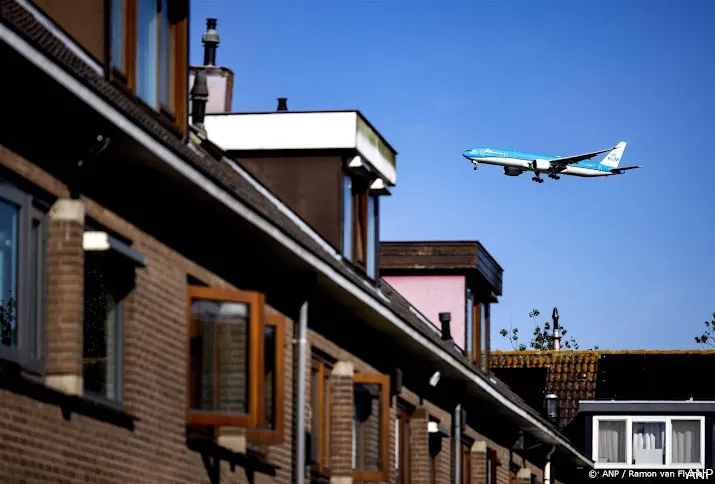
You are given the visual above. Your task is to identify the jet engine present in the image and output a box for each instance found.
[532,159,551,172]
[503,167,524,177]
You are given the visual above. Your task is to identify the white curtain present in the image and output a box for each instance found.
[632,422,665,465]
[672,420,700,464]
[598,421,626,463]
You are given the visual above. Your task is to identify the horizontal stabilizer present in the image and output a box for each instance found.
[610,165,641,173]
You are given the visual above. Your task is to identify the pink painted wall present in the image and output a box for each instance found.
[383,275,466,349]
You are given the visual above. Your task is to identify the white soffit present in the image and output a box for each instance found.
[204,112,397,186]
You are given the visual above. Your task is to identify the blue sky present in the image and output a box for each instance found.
[189,0,715,350]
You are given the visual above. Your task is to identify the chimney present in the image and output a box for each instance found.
[552,307,561,351]
[439,312,452,341]
[277,98,288,112]
[190,69,208,130]
[202,18,220,66]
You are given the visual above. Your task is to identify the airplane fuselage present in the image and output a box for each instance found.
[463,147,615,177]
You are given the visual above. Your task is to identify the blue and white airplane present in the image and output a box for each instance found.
[462,141,641,183]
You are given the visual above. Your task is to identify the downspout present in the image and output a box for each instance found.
[544,445,556,484]
[453,404,461,484]
[295,301,308,484]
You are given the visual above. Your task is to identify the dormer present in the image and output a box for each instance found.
[202,102,397,281]
[380,241,503,371]
[30,0,190,137]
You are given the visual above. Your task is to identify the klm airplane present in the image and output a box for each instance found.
[462,141,641,183]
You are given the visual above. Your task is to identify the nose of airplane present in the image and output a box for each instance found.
[462,149,473,159]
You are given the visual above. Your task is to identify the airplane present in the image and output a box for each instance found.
[462,141,641,183]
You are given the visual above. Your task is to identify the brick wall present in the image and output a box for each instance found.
[0,143,556,484]
[0,144,293,484]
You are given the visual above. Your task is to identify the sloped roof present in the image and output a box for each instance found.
[491,350,715,428]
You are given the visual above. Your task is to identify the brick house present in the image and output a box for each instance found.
[0,1,591,483]
[491,349,715,482]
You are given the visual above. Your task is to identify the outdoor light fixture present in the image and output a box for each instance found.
[545,393,558,426]
[428,421,439,433]
[429,371,441,387]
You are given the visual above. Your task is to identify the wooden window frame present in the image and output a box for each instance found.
[486,449,497,484]
[109,0,187,135]
[352,372,390,482]
[312,354,333,476]
[185,285,264,428]
[246,312,285,444]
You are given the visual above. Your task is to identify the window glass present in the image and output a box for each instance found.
[111,0,126,71]
[342,176,353,259]
[189,299,250,414]
[597,420,627,463]
[366,195,377,278]
[159,0,175,110]
[465,290,473,353]
[0,198,18,349]
[83,253,122,401]
[263,325,276,429]
[632,421,665,465]
[353,382,383,473]
[671,420,701,464]
[136,0,159,107]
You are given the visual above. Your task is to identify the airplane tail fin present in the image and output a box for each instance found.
[599,141,627,168]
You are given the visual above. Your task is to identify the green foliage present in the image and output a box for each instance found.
[694,312,715,348]
[499,308,598,351]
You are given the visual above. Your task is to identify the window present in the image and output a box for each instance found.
[486,449,497,484]
[592,416,705,469]
[342,175,353,261]
[186,286,264,427]
[159,0,175,112]
[396,404,411,484]
[366,194,378,279]
[135,0,159,107]
[353,373,390,482]
[246,312,285,444]
[83,252,124,401]
[110,0,188,132]
[311,353,333,475]
[83,228,143,403]
[342,175,379,278]
[465,289,474,355]
[0,181,45,374]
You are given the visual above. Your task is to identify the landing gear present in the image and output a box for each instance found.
[548,174,561,180]
[473,166,478,171]
[531,176,544,183]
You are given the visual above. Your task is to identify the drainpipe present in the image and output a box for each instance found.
[294,301,309,484]
[453,404,461,484]
[544,445,556,484]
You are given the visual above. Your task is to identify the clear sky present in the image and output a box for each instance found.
[189,0,715,350]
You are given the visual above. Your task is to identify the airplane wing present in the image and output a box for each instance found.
[610,165,642,173]
[546,147,615,166]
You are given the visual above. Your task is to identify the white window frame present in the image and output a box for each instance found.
[592,415,705,470]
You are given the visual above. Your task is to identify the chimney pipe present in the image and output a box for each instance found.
[190,69,209,130]
[439,312,452,341]
[277,97,288,112]
[552,307,561,351]
[202,18,220,66]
